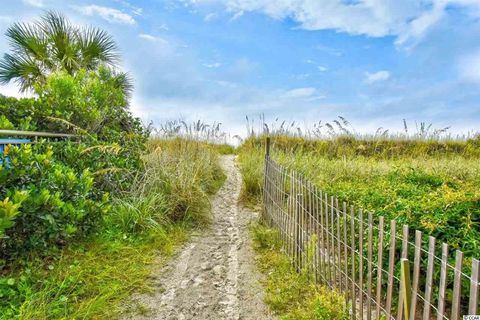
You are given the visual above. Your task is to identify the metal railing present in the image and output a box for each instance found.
[0,129,75,138]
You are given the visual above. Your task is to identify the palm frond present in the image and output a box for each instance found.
[0,53,44,91]
[111,71,134,100]
[40,11,78,73]
[6,22,50,67]
[78,26,119,69]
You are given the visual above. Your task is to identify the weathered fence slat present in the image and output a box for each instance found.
[350,205,357,320]
[315,185,321,283]
[451,250,464,320]
[331,196,337,288]
[386,220,396,318]
[358,209,364,320]
[336,198,343,292]
[295,194,302,272]
[325,193,332,285]
[423,236,436,320]
[400,259,411,320]
[366,212,373,320]
[319,188,326,285]
[375,216,385,319]
[469,258,479,315]
[308,181,313,277]
[397,225,409,320]
[343,201,349,304]
[437,243,448,320]
[409,230,421,320]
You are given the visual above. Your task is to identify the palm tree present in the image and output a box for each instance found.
[0,11,132,95]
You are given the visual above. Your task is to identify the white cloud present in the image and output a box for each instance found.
[458,49,480,82]
[188,0,480,47]
[203,62,222,68]
[112,0,143,16]
[158,23,169,31]
[306,95,326,102]
[315,44,342,57]
[230,10,244,21]
[395,1,447,48]
[22,0,44,7]
[132,7,143,16]
[294,73,311,80]
[139,33,156,41]
[204,13,217,21]
[74,5,136,25]
[216,80,238,88]
[283,87,317,98]
[364,70,391,84]
[318,66,328,72]
[138,33,168,44]
[282,87,326,101]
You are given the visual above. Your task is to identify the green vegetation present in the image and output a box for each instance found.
[238,135,480,257]
[237,146,264,206]
[251,223,348,320]
[238,123,480,314]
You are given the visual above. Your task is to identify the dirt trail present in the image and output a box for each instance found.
[126,155,275,320]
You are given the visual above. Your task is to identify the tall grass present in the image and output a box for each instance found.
[152,120,235,154]
[237,148,264,206]
[244,115,475,141]
[153,119,230,143]
[106,138,225,233]
[1,138,225,319]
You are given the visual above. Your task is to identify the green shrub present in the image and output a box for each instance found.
[0,143,111,261]
[0,192,25,238]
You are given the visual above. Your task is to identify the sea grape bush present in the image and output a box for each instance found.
[0,192,25,238]
[0,143,111,260]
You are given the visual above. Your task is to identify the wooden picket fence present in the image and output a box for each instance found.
[261,138,479,320]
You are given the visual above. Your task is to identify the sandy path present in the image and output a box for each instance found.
[125,155,275,320]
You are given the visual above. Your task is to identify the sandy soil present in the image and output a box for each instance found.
[124,155,275,320]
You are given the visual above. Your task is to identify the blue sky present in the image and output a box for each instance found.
[1,0,480,136]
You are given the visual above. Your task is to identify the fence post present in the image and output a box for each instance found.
[262,136,271,224]
[295,194,303,272]
[265,136,271,159]
[400,258,412,320]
